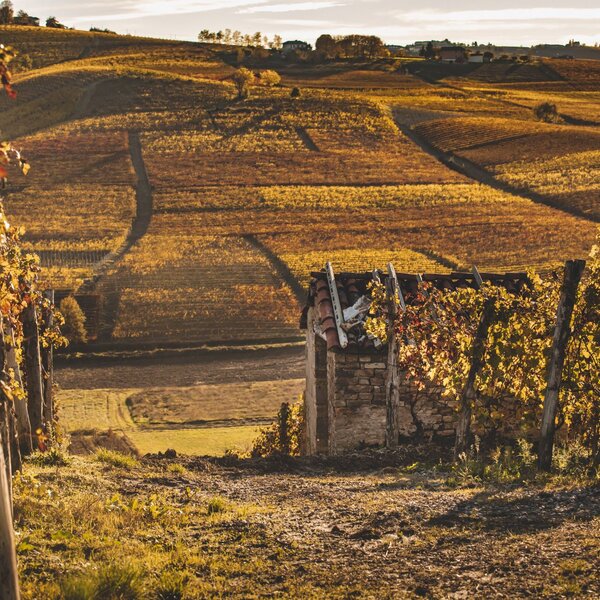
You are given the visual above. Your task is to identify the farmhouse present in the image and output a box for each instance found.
[439,46,467,63]
[301,265,529,455]
[282,40,312,54]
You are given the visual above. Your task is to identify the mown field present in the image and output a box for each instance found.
[0,27,597,455]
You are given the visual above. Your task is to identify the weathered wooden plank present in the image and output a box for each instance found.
[325,262,348,349]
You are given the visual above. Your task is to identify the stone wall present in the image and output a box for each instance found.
[327,351,387,454]
[396,379,457,441]
[305,311,524,455]
[305,315,523,454]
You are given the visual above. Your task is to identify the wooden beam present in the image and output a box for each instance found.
[472,265,483,289]
[538,259,586,471]
[325,262,348,349]
[0,426,20,600]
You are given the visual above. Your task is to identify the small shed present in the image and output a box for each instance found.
[300,264,529,455]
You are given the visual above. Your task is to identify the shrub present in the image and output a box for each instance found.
[155,571,188,600]
[95,449,139,470]
[251,400,304,458]
[231,67,255,99]
[28,446,71,467]
[290,87,301,99]
[206,496,230,515]
[533,102,560,123]
[260,69,281,87]
[60,564,143,600]
[59,296,87,344]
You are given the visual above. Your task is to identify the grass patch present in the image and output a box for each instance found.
[95,449,139,469]
[27,447,71,467]
[126,425,260,456]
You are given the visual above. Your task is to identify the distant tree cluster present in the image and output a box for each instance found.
[198,29,282,50]
[315,34,389,59]
[89,26,116,34]
[0,1,67,28]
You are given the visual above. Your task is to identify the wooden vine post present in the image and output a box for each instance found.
[0,316,21,484]
[538,259,586,471]
[21,303,44,450]
[454,297,496,459]
[0,426,20,600]
[41,291,55,427]
[385,263,401,450]
[5,326,32,456]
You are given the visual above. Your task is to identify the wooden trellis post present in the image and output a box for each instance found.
[0,318,22,474]
[538,259,586,472]
[0,426,20,600]
[385,263,402,450]
[41,291,55,428]
[5,326,32,456]
[21,304,44,450]
[454,297,496,459]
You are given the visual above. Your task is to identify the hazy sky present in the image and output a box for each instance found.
[18,1,600,46]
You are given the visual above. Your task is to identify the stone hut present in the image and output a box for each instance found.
[300,265,529,455]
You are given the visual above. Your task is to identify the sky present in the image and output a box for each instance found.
[16,1,600,46]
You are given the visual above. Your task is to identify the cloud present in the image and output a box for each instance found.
[239,1,344,13]
[396,7,600,24]
[69,0,270,22]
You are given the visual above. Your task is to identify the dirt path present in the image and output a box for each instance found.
[393,110,600,224]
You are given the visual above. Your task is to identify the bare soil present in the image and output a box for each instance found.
[56,345,305,389]
[18,451,600,599]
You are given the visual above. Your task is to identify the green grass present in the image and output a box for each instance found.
[126,426,260,456]
[96,448,140,469]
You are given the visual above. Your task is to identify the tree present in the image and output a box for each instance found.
[534,102,560,123]
[59,297,87,344]
[260,69,281,87]
[0,0,13,25]
[231,67,254,99]
[46,16,66,29]
[316,34,336,57]
[252,31,262,47]
[424,41,436,60]
[198,29,210,42]
[271,34,282,50]
[232,30,241,45]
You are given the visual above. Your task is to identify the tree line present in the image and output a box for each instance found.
[315,34,389,59]
[198,29,282,49]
